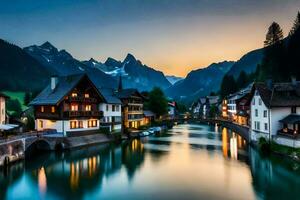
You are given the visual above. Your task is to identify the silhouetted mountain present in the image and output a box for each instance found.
[226,48,264,78]
[89,54,171,91]
[0,39,51,91]
[165,61,235,100]
[24,42,117,88]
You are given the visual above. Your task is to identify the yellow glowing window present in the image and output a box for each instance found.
[71,104,78,111]
[70,121,77,129]
[51,106,55,113]
[85,105,91,111]
[85,93,90,98]
[71,93,77,97]
[41,106,44,112]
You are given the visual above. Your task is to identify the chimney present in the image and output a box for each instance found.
[51,75,58,91]
[291,76,297,86]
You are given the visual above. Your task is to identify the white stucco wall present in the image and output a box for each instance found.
[250,91,269,134]
[0,97,5,124]
[36,119,100,136]
[99,103,121,121]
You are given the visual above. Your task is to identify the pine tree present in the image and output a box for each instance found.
[289,11,300,36]
[220,75,238,98]
[236,71,248,89]
[264,22,284,47]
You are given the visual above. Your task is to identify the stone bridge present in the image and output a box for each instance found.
[197,118,250,142]
[0,131,64,167]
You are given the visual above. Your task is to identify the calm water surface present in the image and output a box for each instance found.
[1,124,300,200]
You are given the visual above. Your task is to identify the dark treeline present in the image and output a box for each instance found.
[220,12,300,98]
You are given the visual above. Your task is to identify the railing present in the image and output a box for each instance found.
[63,110,103,118]
[68,96,97,103]
[35,112,60,119]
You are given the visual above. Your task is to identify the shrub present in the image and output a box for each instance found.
[258,137,270,154]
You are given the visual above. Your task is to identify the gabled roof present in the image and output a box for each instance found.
[30,73,103,106]
[98,88,121,104]
[249,81,300,108]
[116,89,144,99]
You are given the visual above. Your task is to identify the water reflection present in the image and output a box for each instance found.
[1,124,300,199]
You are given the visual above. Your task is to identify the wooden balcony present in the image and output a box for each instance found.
[35,112,60,119]
[68,96,97,103]
[63,110,103,118]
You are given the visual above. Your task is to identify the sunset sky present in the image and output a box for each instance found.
[1,0,299,77]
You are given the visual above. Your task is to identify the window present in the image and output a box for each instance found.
[70,120,83,129]
[106,105,109,111]
[116,105,120,112]
[112,105,115,112]
[255,109,258,117]
[257,122,260,130]
[71,93,77,97]
[263,110,267,118]
[264,123,268,131]
[84,93,89,98]
[292,107,296,114]
[85,105,91,111]
[71,104,78,111]
[41,106,44,113]
[259,98,262,105]
[88,120,97,127]
[51,106,55,113]
[252,98,255,105]
[39,120,43,129]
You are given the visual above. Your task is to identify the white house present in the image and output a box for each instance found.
[249,81,300,148]
[98,88,122,133]
[30,74,106,136]
[0,93,8,125]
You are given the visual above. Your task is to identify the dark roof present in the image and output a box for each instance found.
[250,82,300,108]
[116,89,143,99]
[29,73,104,106]
[0,93,9,99]
[98,88,121,104]
[279,114,300,124]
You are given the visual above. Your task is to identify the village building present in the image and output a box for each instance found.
[30,74,105,136]
[167,101,177,120]
[143,110,155,125]
[98,88,122,133]
[0,93,8,125]
[249,80,300,148]
[235,94,251,126]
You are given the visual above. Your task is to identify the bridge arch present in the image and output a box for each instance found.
[25,138,51,154]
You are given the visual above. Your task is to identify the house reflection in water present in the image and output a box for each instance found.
[70,156,100,190]
[221,127,247,160]
[38,167,47,196]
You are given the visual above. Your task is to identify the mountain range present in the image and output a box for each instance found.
[0,38,264,103]
[165,61,235,101]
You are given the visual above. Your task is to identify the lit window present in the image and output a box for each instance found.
[41,106,44,112]
[39,120,43,129]
[70,120,83,129]
[85,93,89,98]
[71,104,78,111]
[71,93,77,97]
[85,105,91,111]
[88,120,97,128]
[51,106,55,113]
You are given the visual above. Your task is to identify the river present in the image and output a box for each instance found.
[1,123,300,200]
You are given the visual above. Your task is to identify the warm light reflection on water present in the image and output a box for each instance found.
[2,124,300,200]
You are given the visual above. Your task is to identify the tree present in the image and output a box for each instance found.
[287,15,300,79]
[236,71,248,89]
[264,22,284,47]
[289,11,300,36]
[147,87,168,117]
[258,22,286,82]
[6,99,22,117]
[24,92,31,106]
[220,75,238,98]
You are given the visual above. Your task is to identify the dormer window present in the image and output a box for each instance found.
[71,93,77,97]
[85,93,90,98]
[41,106,44,112]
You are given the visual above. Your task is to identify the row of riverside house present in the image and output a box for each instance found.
[222,78,300,148]
[190,96,220,119]
[28,74,148,136]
